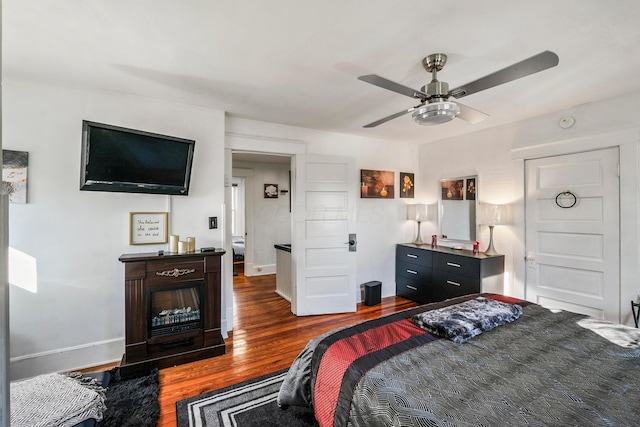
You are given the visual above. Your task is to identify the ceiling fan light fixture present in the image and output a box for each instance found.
[412,101,460,125]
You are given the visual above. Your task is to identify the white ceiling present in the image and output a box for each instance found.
[4,1,640,145]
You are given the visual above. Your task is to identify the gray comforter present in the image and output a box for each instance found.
[279,296,640,426]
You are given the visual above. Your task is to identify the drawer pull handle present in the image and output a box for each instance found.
[406,254,418,259]
[446,280,461,287]
[406,285,418,291]
[446,262,461,268]
[406,269,418,275]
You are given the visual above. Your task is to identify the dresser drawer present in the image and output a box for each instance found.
[396,260,431,281]
[395,275,431,303]
[432,252,481,279]
[432,269,480,299]
[396,245,432,267]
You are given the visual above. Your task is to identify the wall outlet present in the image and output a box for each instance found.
[208,217,217,229]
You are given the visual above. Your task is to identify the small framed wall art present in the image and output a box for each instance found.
[400,172,414,198]
[441,179,464,200]
[441,177,476,201]
[129,212,169,245]
[264,183,278,198]
[360,169,395,198]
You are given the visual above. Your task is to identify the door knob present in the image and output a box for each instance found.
[525,251,536,267]
[346,233,357,252]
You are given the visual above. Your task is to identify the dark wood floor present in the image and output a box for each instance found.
[94,264,417,426]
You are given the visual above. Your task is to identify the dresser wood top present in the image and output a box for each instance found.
[398,243,504,260]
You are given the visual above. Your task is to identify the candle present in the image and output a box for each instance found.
[178,241,188,254]
[187,237,196,253]
[169,235,179,253]
[361,183,368,198]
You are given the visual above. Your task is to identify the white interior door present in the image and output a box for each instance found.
[291,154,357,316]
[525,148,620,321]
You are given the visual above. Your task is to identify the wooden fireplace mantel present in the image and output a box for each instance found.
[119,250,225,377]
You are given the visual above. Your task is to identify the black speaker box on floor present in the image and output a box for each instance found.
[363,281,381,306]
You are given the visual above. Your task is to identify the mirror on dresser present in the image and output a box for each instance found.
[439,175,477,243]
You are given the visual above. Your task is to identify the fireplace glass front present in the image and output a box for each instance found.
[148,284,203,338]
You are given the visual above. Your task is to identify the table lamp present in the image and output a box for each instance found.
[407,204,428,245]
[480,204,505,255]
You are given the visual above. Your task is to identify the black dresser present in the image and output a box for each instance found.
[396,243,505,304]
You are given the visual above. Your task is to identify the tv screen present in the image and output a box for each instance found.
[80,121,195,196]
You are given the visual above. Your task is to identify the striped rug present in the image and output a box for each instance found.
[176,370,316,427]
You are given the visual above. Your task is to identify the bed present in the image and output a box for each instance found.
[278,293,640,426]
[232,236,245,262]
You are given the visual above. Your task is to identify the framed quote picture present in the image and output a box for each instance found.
[360,169,395,198]
[129,212,168,245]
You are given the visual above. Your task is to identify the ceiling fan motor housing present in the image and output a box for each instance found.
[415,79,460,125]
[421,80,449,101]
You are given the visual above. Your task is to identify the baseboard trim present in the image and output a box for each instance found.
[275,289,291,302]
[244,263,276,277]
[10,338,124,381]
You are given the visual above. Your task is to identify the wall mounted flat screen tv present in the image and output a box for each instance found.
[80,121,195,196]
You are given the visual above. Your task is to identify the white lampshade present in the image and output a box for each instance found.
[407,204,428,222]
[479,204,506,226]
[479,203,509,255]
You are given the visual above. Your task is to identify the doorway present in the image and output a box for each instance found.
[524,147,620,321]
[223,138,359,333]
[231,152,292,278]
[231,177,246,276]
[229,152,358,314]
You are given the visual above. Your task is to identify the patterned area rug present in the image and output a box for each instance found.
[176,370,317,427]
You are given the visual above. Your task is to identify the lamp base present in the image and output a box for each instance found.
[484,225,499,255]
[412,221,425,245]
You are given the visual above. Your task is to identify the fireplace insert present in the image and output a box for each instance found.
[147,283,203,338]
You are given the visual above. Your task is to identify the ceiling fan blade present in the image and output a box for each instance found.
[456,102,489,124]
[358,74,427,100]
[363,107,415,128]
[448,51,559,99]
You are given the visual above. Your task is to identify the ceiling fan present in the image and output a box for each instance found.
[358,51,559,128]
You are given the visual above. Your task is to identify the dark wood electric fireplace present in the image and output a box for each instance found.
[119,250,225,377]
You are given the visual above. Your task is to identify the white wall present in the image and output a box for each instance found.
[4,79,226,380]
[225,117,420,298]
[418,91,640,325]
[417,130,517,294]
[233,161,291,276]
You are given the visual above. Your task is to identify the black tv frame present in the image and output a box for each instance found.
[80,121,195,196]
